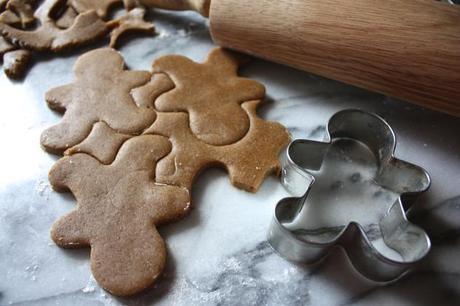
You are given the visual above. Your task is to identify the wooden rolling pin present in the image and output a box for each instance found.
[142,0,460,117]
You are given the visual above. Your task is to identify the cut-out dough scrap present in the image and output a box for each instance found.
[0,35,15,56]
[131,73,174,108]
[70,0,135,18]
[65,121,131,164]
[152,47,265,146]
[3,0,36,28]
[3,48,30,79]
[50,134,191,296]
[0,0,108,52]
[107,8,154,48]
[41,48,155,154]
[144,100,291,192]
[70,0,120,19]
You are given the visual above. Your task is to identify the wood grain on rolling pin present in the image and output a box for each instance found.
[210,0,460,117]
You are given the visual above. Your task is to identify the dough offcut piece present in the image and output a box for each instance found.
[0,0,108,52]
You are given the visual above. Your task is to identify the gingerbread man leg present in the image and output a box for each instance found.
[90,222,166,296]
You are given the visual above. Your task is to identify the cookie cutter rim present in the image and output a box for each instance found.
[268,109,431,282]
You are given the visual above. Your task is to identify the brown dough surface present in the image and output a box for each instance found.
[70,0,120,19]
[65,121,131,164]
[55,5,78,29]
[3,48,30,78]
[0,0,108,52]
[144,100,290,192]
[152,47,265,146]
[131,73,174,108]
[0,10,23,26]
[0,0,37,29]
[46,47,291,296]
[107,8,154,48]
[41,48,155,154]
[0,35,15,55]
[50,134,190,296]
[70,0,136,17]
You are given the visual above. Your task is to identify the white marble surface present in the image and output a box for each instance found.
[1,10,460,306]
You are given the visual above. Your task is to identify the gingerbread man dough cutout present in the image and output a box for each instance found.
[41,48,156,154]
[50,134,190,296]
[152,47,265,146]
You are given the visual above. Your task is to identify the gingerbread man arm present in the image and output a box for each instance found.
[48,153,101,194]
[228,77,266,103]
[145,184,191,225]
[45,84,74,113]
[51,210,90,247]
[41,113,94,154]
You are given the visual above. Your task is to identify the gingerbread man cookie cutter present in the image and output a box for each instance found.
[268,109,431,282]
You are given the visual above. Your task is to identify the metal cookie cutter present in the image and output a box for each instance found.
[268,109,431,282]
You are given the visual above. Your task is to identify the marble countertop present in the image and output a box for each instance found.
[1,10,459,306]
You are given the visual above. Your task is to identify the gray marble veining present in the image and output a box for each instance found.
[1,9,459,306]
